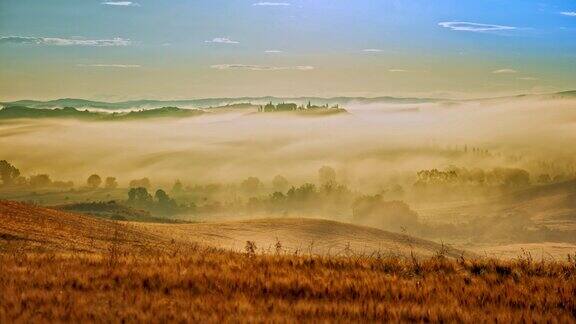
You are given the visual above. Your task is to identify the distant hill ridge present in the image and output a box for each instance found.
[0,105,205,120]
[1,90,574,112]
[1,90,575,111]
[1,96,443,111]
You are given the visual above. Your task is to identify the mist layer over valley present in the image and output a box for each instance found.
[1,96,576,258]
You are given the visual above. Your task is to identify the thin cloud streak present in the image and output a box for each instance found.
[77,64,141,68]
[439,21,516,32]
[253,2,290,6]
[518,77,539,81]
[493,69,518,74]
[205,37,239,44]
[211,64,313,71]
[101,1,140,6]
[0,36,131,46]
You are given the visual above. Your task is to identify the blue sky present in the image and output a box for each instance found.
[0,0,575,100]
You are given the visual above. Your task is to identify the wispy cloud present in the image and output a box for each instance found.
[388,69,407,73]
[362,49,383,52]
[439,22,516,32]
[518,77,539,81]
[492,68,518,74]
[253,2,290,6]
[560,11,576,17]
[211,64,313,71]
[77,64,141,68]
[205,37,239,44]
[101,1,140,6]
[265,50,283,53]
[0,36,131,46]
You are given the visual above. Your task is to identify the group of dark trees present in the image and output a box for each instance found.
[127,187,179,215]
[187,165,417,231]
[257,102,341,113]
[5,157,576,233]
[415,166,531,188]
[0,160,73,189]
[0,160,148,191]
[0,160,20,186]
[86,174,119,189]
[85,174,153,190]
[207,181,351,219]
[0,105,204,121]
[200,175,418,231]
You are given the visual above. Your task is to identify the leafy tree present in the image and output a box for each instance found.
[87,174,102,189]
[129,178,151,189]
[286,183,317,202]
[105,177,118,189]
[488,168,530,187]
[272,175,289,192]
[155,189,178,213]
[320,181,350,196]
[154,189,170,203]
[0,160,20,186]
[270,191,286,202]
[128,187,152,204]
[241,177,262,193]
[318,166,336,185]
[415,168,457,186]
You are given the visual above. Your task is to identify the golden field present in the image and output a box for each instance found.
[1,246,575,322]
[1,200,575,323]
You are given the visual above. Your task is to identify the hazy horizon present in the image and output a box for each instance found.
[2,89,575,104]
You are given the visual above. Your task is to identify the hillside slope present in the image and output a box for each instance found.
[134,218,470,258]
[0,200,469,258]
[0,200,166,253]
[0,105,205,121]
[421,180,576,229]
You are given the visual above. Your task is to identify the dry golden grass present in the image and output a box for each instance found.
[1,200,575,322]
[133,217,471,258]
[0,200,168,253]
[0,199,469,258]
[1,246,575,323]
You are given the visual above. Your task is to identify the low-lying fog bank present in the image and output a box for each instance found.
[2,98,575,187]
[1,97,576,254]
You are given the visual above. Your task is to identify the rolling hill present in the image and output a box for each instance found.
[1,200,573,323]
[417,180,576,258]
[0,200,468,258]
[421,180,576,229]
[133,218,469,258]
[0,200,167,253]
[0,105,205,121]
